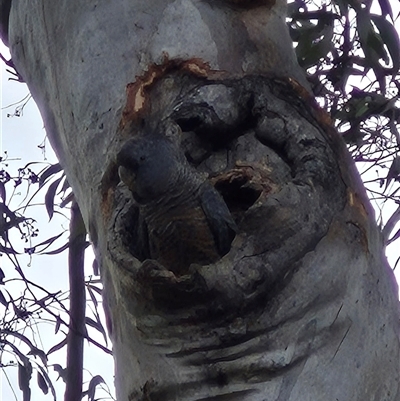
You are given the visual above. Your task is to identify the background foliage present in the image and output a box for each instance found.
[288,0,400,261]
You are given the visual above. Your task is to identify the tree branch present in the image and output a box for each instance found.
[65,201,87,401]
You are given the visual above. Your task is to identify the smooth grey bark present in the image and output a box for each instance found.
[5,1,400,400]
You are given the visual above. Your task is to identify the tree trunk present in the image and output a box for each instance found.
[7,1,400,400]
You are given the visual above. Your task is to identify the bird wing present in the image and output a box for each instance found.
[199,182,237,256]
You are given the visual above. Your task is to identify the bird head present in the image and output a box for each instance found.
[117,135,183,203]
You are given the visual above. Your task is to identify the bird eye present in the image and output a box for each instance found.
[140,156,146,161]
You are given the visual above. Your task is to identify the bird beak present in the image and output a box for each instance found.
[118,166,136,191]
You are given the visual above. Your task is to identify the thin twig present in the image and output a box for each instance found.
[382,205,400,246]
